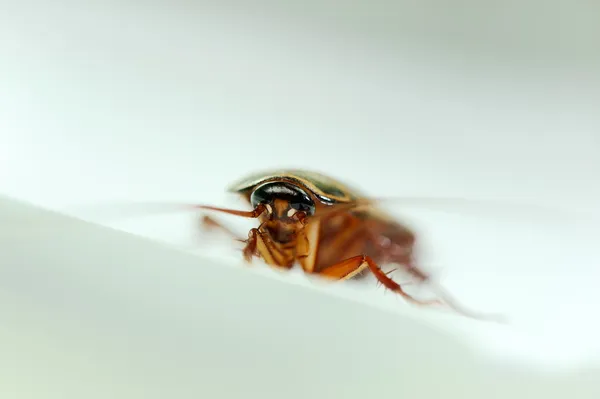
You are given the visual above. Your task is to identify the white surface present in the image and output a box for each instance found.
[1,0,600,390]
[2,196,600,399]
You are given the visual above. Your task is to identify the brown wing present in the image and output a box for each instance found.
[298,208,416,274]
[310,211,376,273]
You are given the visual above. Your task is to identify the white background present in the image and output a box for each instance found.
[1,0,600,392]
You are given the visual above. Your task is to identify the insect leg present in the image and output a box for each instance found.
[196,204,266,218]
[362,237,506,321]
[242,228,260,263]
[313,255,370,280]
[316,255,442,306]
[362,226,430,283]
[197,204,269,261]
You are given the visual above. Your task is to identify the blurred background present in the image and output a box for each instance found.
[2,0,599,209]
[1,0,600,394]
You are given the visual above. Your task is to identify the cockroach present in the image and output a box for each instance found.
[192,169,503,321]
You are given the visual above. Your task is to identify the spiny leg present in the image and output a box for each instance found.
[383,252,506,321]
[375,268,414,289]
[316,255,442,306]
[361,256,443,306]
[379,257,506,322]
[363,226,430,283]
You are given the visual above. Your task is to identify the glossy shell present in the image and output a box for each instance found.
[227,169,363,204]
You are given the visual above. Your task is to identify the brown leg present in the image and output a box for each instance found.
[316,255,442,306]
[362,226,430,283]
[366,248,506,322]
[195,204,266,218]
[242,228,260,263]
[376,268,414,288]
[361,254,504,321]
[197,204,266,261]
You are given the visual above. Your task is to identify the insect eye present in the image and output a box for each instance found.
[250,182,315,216]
